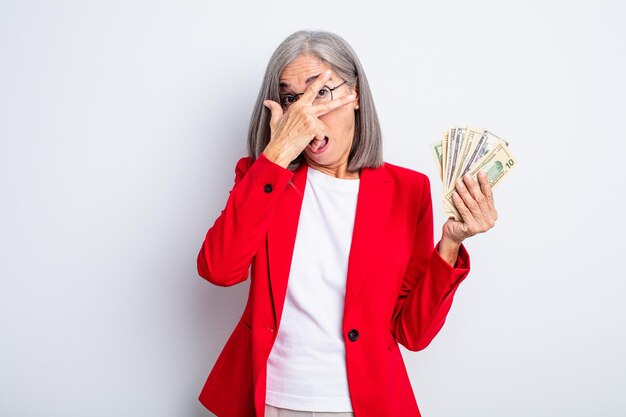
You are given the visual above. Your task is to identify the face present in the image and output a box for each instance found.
[278,54,359,177]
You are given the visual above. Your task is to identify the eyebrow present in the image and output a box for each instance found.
[279,73,323,89]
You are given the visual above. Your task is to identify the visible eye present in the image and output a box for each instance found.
[316,87,330,99]
[280,95,297,106]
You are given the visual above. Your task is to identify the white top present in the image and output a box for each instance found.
[265,166,360,412]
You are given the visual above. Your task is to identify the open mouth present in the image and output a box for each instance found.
[308,136,329,154]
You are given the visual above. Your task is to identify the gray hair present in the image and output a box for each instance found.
[246,30,383,172]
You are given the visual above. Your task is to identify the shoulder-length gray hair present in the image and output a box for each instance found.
[246,30,383,172]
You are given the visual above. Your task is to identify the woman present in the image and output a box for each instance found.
[196,30,497,417]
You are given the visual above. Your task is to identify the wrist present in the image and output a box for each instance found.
[262,146,290,169]
[438,235,462,267]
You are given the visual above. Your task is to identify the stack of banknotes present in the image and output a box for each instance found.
[430,126,517,220]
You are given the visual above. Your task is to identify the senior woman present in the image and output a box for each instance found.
[196,30,497,417]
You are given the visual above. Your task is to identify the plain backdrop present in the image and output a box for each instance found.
[1,1,625,416]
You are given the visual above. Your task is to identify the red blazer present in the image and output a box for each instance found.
[197,152,470,417]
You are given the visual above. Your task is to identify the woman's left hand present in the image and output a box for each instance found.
[442,171,498,245]
[437,171,497,266]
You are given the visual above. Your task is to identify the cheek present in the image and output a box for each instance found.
[319,110,355,137]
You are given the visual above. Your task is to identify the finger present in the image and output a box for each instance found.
[263,100,283,131]
[477,170,495,206]
[451,192,473,234]
[462,173,489,212]
[443,218,467,243]
[476,170,498,219]
[300,69,333,104]
[313,93,357,117]
[476,171,493,199]
[455,177,483,219]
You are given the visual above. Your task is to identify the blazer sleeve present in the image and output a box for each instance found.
[390,174,471,351]
[197,152,295,287]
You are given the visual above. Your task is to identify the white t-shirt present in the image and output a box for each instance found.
[265,166,360,412]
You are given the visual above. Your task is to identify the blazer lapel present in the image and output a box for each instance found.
[267,162,308,329]
[344,165,393,314]
[267,162,393,328]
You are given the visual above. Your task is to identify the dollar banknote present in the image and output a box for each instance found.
[430,126,517,221]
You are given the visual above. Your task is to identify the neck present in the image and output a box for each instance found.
[307,163,360,179]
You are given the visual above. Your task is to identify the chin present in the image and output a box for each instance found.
[305,149,335,163]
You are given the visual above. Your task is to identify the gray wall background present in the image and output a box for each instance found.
[1,0,624,416]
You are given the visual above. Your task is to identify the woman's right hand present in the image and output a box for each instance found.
[261,69,356,168]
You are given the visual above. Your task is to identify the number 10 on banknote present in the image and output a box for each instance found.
[430,126,518,221]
